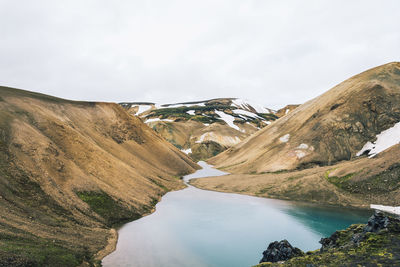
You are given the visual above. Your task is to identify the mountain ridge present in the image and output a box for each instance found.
[120,97,279,161]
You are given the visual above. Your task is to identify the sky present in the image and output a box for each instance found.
[0,0,399,109]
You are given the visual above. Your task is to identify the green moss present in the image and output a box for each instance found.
[286,175,303,181]
[324,164,400,194]
[258,113,279,120]
[149,178,168,191]
[325,172,355,189]
[254,217,400,267]
[191,115,219,123]
[76,191,141,226]
[261,169,292,174]
[0,233,92,267]
[256,186,274,196]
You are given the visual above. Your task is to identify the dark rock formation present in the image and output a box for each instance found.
[363,210,390,233]
[256,211,400,266]
[319,230,342,251]
[320,210,392,251]
[259,239,304,263]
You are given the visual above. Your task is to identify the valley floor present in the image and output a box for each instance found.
[191,147,400,209]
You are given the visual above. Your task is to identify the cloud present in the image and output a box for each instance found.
[0,0,399,109]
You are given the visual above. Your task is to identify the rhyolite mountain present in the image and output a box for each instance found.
[209,62,400,173]
[120,98,279,161]
[0,86,198,266]
[193,62,400,208]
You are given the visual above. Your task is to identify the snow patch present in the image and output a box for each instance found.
[196,133,207,143]
[194,132,241,146]
[232,109,262,119]
[214,110,241,131]
[371,204,400,215]
[285,109,290,115]
[145,118,174,123]
[181,148,192,154]
[357,122,400,157]
[136,105,152,115]
[297,143,309,150]
[279,134,290,143]
[295,150,306,159]
[232,98,272,113]
[145,118,160,123]
[187,110,195,115]
[164,102,205,108]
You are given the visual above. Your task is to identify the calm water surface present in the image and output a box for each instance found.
[103,162,370,267]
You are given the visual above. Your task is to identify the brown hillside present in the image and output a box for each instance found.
[209,62,400,173]
[275,104,300,118]
[0,86,198,266]
[192,143,400,207]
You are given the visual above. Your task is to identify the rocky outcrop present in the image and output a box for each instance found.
[256,211,400,266]
[259,240,304,263]
[364,210,390,233]
[320,211,393,251]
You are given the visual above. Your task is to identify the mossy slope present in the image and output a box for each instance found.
[256,212,400,267]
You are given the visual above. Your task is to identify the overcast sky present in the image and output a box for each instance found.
[0,1,399,109]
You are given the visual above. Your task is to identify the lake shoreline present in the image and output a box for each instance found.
[189,177,372,210]
[102,162,370,267]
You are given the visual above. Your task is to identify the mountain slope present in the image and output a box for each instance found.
[210,62,400,173]
[192,62,400,208]
[0,86,198,266]
[120,98,278,161]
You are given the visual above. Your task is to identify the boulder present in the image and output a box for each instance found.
[364,211,390,233]
[259,239,304,263]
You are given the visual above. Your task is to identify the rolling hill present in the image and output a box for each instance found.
[0,86,198,266]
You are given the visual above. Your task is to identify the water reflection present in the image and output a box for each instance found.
[282,204,372,237]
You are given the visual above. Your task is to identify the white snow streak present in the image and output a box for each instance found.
[297,143,309,149]
[181,148,192,154]
[145,118,174,123]
[136,105,152,115]
[279,134,290,143]
[371,204,400,215]
[231,98,272,113]
[232,109,263,119]
[164,102,205,108]
[357,122,400,157]
[214,110,241,131]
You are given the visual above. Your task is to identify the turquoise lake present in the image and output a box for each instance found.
[102,161,371,267]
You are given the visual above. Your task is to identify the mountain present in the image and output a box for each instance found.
[0,86,198,266]
[209,62,400,173]
[193,62,400,208]
[120,98,278,161]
